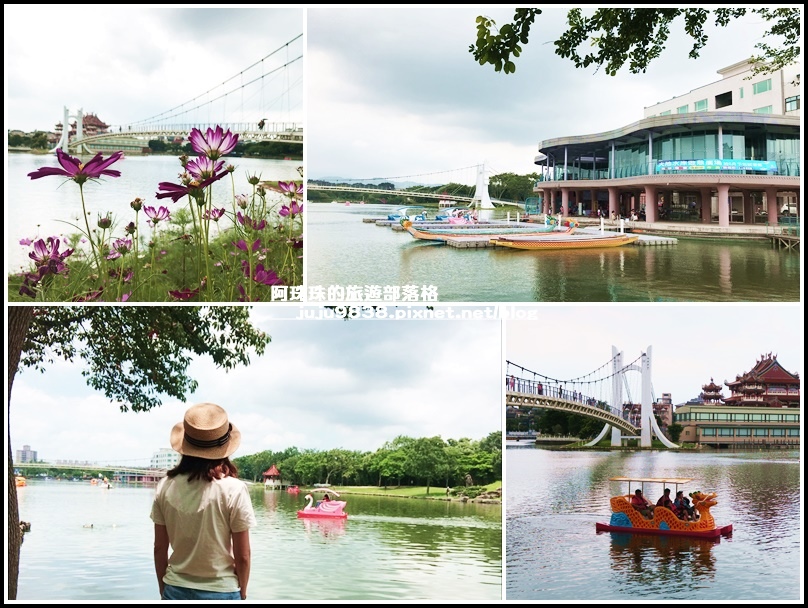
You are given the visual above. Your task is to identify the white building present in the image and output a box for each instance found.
[644,58,800,118]
[150,448,180,470]
[16,444,37,463]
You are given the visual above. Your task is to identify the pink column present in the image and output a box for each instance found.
[608,187,619,218]
[717,183,730,228]
[765,187,779,221]
[644,185,658,223]
[561,188,570,216]
[699,188,713,223]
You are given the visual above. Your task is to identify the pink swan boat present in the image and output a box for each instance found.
[297,490,349,519]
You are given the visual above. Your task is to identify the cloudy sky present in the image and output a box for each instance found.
[9,306,502,467]
[4,6,304,133]
[308,6,777,183]
[506,304,803,407]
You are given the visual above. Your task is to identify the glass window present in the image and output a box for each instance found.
[754,428,768,436]
[737,428,752,437]
[677,105,688,114]
[788,429,800,436]
[751,414,764,421]
[715,413,729,420]
[696,412,712,421]
[718,428,734,436]
[785,96,800,111]
[716,91,732,108]
[739,87,744,99]
[660,110,671,116]
[771,429,785,437]
[702,428,716,436]
[753,79,772,94]
[694,99,708,112]
[754,106,773,114]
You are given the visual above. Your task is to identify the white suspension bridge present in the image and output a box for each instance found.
[53,34,303,155]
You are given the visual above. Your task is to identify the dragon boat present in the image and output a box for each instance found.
[297,489,349,519]
[595,477,733,539]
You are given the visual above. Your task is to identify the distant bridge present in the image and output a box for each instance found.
[307,183,521,207]
[15,461,166,480]
[68,122,303,154]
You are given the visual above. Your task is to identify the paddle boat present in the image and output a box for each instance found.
[287,485,301,494]
[401,219,562,242]
[15,475,27,487]
[387,206,427,222]
[595,477,733,539]
[297,489,348,519]
[489,230,639,250]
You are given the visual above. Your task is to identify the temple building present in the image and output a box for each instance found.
[674,354,800,448]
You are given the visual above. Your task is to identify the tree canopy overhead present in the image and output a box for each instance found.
[470,8,801,81]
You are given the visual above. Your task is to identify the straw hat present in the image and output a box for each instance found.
[170,402,241,459]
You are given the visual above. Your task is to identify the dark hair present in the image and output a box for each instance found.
[167,455,239,482]
[664,488,670,493]
[634,489,642,495]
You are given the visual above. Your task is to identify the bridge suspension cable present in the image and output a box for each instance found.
[132,34,303,125]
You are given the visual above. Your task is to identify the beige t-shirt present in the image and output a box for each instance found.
[151,474,256,592]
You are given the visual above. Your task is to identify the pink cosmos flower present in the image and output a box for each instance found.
[279,202,304,218]
[28,149,123,185]
[144,205,171,225]
[188,126,239,160]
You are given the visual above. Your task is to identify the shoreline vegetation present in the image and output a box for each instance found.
[254,483,503,504]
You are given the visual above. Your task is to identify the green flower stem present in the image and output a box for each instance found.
[78,184,101,270]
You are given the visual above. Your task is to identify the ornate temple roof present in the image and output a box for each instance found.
[725,353,799,388]
[262,464,281,478]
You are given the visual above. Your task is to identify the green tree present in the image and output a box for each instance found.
[404,436,448,495]
[6,305,270,600]
[667,422,684,443]
[470,8,800,82]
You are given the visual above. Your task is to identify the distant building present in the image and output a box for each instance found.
[55,112,110,139]
[622,399,673,431]
[674,354,800,448]
[16,445,37,463]
[150,448,180,470]
[263,464,283,489]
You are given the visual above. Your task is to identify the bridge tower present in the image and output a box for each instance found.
[53,106,91,155]
[591,345,678,448]
[471,163,495,210]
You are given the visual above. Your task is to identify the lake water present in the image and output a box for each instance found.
[505,447,801,601]
[15,481,501,601]
[307,203,800,302]
[5,153,302,274]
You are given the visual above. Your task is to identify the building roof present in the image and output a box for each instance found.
[725,353,800,388]
[262,464,281,477]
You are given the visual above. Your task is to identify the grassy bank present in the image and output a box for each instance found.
[313,482,502,502]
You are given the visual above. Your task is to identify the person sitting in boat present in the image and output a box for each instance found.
[673,490,694,521]
[630,489,654,518]
[656,488,674,510]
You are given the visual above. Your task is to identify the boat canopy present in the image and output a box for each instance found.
[609,477,693,484]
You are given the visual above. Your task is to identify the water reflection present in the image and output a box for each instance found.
[606,532,718,582]
[300,517,347,540]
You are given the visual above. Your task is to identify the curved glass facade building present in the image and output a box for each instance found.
[533,60,801,227]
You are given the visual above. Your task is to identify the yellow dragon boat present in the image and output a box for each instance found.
[595,477,733,539]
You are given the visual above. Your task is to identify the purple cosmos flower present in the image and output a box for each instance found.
[156,180,206,204]
[107,237,132,260]
[187,156,225,181]
[28,149,124,185]
[28,237,73,272]
[234,238,261,253]
[278,181,303,199]
[279,202,304,218]
[237,212,266,231]
[168,287,200,301]
[236,194,249,209]
[241,260,283,286]
[19,238,33,246]
[188,126,239,160]
[237,284,260,302]
[144,205,171,225]
[202,207,226,221]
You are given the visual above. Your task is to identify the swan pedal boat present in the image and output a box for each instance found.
[297,489,348,519]
[595,477,733,539]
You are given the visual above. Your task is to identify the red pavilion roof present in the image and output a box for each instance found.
[262,464,281,478]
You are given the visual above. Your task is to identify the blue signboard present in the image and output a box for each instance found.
[656,159,778,173]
